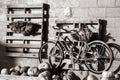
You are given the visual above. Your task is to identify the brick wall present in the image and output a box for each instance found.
[47,0,120,44]
[0,0,119,70]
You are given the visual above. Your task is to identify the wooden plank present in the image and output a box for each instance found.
[7,21,42,25]
[6,52,38,58]
[29,49,39,53]
[7,4,43,9]
[7,53,22,57]
[22,36,41,40]
[7,48,23,52]
[6,29,13,32]
[55,19,99,24]
[23,36,41,40]
[6,36,24,40]
[6,36,41,41]
[6,29,42,33]
[6,44,41,48]
[7,14,43,18]
[6,43,23,48]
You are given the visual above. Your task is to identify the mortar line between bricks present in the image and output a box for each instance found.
[97,0,117,8]
[106,16,120,18]
[115,0,117,7]
[97,0,98,7]
[50,6,103,9]
[46,0,48,4]
[114,0,120,8]
[87,7,89,18]
[105,7,107,18]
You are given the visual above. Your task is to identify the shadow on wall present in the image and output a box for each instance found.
[99,20,120,73]
[99,19,116,42]
[0,42,15,70]
[89,19,115,42]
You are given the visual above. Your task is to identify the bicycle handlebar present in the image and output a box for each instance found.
[52,26,78,34]
[52,26,60,30]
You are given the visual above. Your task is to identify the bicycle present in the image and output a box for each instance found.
[107,43,120,73]
[38,24,114,74]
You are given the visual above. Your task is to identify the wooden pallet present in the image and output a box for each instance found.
[55,19,102,41]
[6,4,49,58]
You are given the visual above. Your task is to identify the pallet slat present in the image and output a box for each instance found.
[6,53,38,58]
[6,29,42,33]
[7,14,43,18]
[6,36,41,41]
[7,21,42,25]
[6,43,41,48]
[7,4,43,9]
[55,19,99,23]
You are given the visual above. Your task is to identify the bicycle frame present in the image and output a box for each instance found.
[55,28,73,56]
[55,27,89,59]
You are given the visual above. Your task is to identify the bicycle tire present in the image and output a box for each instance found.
[107,43,120,73]
[84,40,113,74]
[38,41,63,69]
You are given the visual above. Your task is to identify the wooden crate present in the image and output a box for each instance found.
[55,19,102,41]
[6,4,49,58]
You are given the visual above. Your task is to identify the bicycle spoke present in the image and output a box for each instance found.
[98,46,111,58]
[98,45,104,56]
[88,58,107,71]
[114,50,119,58]
[112,47,119,58]
[49,54,62,58]
[95,61,100,71]
[107,43,120,73]
[85,41,113,74]
[38,41,63,69]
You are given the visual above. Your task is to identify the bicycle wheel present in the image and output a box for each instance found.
[72,41,87,63]
[108,43,120,73]
[38,41,63,69]
[84,40,113,74]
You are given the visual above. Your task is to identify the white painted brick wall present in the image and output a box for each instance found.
[106,8,120,17]
[27,0,47,5]
[72,8,89,18]
[98,0,115,7]
[49,8,65,18]
[61,0,80,8]
[47,0,64,8]
[16,0,27,4]
[106,18,116,27]
[0,0,120,72]
[79,0,97,7]
[116,0,120,7]
[48,18,57,40]
[48,0,80,8]
[88,8,106,17]
[7,0,18,4]
[115,18,120,27]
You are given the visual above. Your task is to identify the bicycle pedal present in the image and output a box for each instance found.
[65,55,70,59]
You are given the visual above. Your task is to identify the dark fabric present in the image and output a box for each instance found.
[9,21,41,36]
